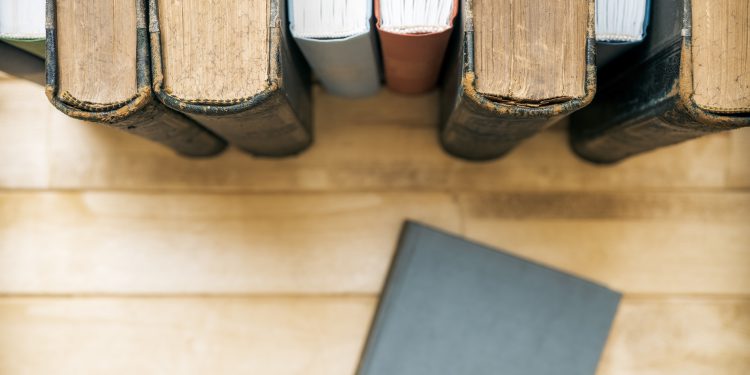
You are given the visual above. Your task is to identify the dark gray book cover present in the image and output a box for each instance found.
[358,222,621,375]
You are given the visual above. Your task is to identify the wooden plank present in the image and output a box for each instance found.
[599,297,750,375]
[34,85,732,191]
[0,297,747,374]
[0,80,50,188]
[0,296,376,375]
[1,191,748,295]
[728,127,750,189]
[0,192,461,294]
[459,192,750,295]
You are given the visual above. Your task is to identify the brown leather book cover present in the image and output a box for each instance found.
[375,0,458,95]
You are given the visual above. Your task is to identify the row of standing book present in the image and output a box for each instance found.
[0,0,748,163]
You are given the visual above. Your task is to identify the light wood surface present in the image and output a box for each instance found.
[692,0,750,112]
[474,0,589,101]
[159,0,269,100]
[56,0,137,104]
[0,77,749,374]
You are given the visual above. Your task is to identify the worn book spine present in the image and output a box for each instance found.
[150,0,313,157]
[439,0,597,161]
[0,41,45,85]
[375,0,458,95]
[570,0,749,164]
[45,0,226,157]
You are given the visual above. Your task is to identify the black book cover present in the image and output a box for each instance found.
[45,0,226,157]
[439,0,597,161]
[149,0,313,157]
[357,221,621,375]
[570,0,750,164]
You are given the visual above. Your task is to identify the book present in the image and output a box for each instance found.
[150,0,313,157]
[46,0,226,157]
[375,0,457,94]
[0,0,45,58]
[439,0,596,161]
[357,222,621,375]
[570,0,750,164]
[0,41,45,85]
[288,0,381,98]
[595,0,650,67]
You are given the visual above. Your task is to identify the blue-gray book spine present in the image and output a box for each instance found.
[288,3,381,98]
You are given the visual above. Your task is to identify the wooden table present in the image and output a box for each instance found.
[0,77,748,374]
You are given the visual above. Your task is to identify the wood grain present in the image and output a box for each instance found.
[0,192,461,294]
[474,0,588,101]
[0,297,747,375]
[56,0,137,104]
[599,297,750,375]
[158,0,269,101]
[459,192,750,294]
[729,127,750,188]
[1,191,748,295]
[0,80,50,188]
[0,297,376,375]
[692,0,750,112]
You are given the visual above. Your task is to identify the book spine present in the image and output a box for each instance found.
[439,0,597,161]
[149,0,312,157]
[375,0,458,95]
[45,0,226,157]
[570,0,749,164]
[293,31,381,98]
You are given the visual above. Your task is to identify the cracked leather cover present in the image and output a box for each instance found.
[45,0,226,158]
[439,0,597,161]
[149,0,313,158]
[569,0,750,164]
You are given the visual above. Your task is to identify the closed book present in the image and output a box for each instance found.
[595,0,650,67]
[357,222,621,375]
[289,0,381,98]
[375,0,458,94]
[0,41,44,85]
[440,0,596,160]
[46,0,226,157]
[570,0,750,163]
[0,0,45,58]
[150,0,313,157]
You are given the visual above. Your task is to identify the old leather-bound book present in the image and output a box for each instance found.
[570,0,750,164]
[439,0,596,160]
[46,0,226,157]
[150,0,313,157]
[375,0,458,94]
[357,222,621,375]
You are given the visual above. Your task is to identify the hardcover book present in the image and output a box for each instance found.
[595,0,650,67]
[439,0,596,160]
[289,0,381,98]
[46,0,226,157]
[570,0,750,163]
[0,0,45,58]
[357,222,621,375]
[150,0,313,157]
[375,0,457,94]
